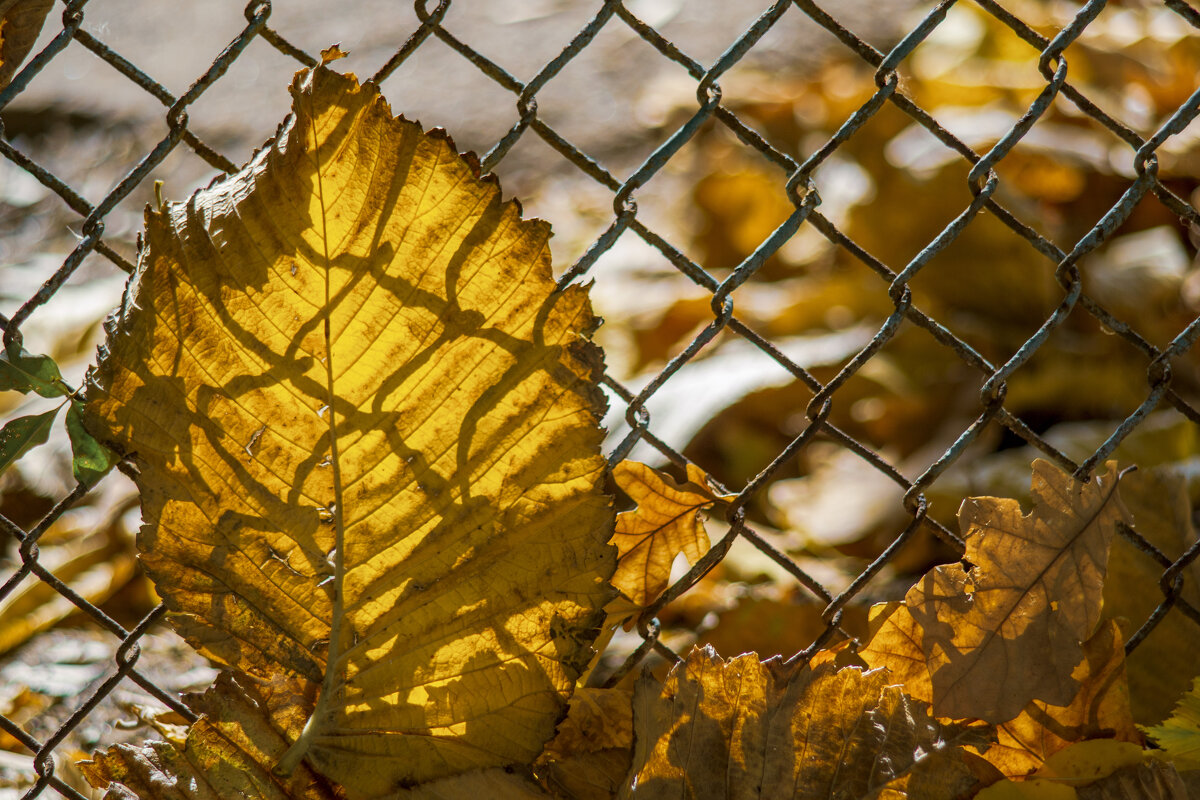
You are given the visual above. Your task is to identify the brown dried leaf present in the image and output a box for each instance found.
[985,620,1141,778]
[868,459,1128,724]
[624,645,989,799]
[0,0,54,89]
[610,462,729,608]
[859,600,933,703]
[536,688,633,800]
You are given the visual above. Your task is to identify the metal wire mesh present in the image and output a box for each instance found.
[2,0,1200,796]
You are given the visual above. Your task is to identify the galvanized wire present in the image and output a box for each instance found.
[1,0,1199,796]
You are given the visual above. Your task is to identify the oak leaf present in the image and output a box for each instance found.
[83,64,615,797]
[862,460,1129,724]
[610,461,730,608]
[623,645,989,799]
[0,0,54,89]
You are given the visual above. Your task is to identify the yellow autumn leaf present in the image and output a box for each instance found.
[859,600,931,699]
[1034,739,1147,785]
[610,461,730,608]
[624,645,990,799]
[983,620,1141,778]
[79,672,339,800]
[974,777,1077,800]
[1072,760,1191,799]
[862,459,1129,724]
[0,0,53,89]
[979,740,1191,800]
[1144,675,1200,771]
[82,64,614,797]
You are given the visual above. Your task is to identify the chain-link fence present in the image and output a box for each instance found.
[3,0,1200,797]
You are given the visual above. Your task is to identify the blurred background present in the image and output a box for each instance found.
[3,1,1200,796]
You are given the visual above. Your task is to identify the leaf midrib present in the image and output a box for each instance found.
[314,93,350,707]
[275,85,351,777]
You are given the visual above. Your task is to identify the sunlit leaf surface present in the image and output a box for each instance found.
[610,462,729,607]
[83,64,615,797]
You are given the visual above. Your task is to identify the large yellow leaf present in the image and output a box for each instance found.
[863,460,1128,724]
[0,0,54,89]
[83,64,615,796]
[623,645,989,799]
[610,461,730,608]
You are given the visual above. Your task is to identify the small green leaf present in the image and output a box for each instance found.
[1144,675,1200,770]
[66,400,115,487]
[0,407,60,476]
[0,345,68,398]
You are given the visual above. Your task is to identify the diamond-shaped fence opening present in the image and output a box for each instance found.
[2,0,1200,796]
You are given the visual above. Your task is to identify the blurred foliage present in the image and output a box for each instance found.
[587,0,1200,706]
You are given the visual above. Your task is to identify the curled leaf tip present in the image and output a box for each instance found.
[320,44,347,64]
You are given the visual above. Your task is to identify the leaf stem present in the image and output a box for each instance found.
[277,71,349,778]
